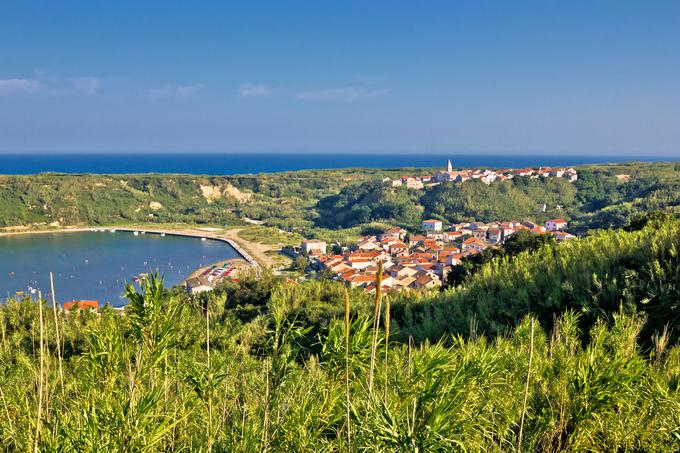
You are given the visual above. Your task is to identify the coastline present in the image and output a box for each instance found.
[0,225,256,265]
[0,225,265,288]
[0,226,96,237]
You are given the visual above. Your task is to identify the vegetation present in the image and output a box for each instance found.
[315,163,680,232]
[0,169,407,238]
[236,225,304,247]
[1,162,678,243]
[445,229,557,287]
[392,217,680,346]
[316,180,425,229]
[0,219,679,451]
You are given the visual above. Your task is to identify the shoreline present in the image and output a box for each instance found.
[0,225,258,266]
[0,226,262,290]
[0,225,266,304]
[0,226,96,237]
[1,224,285,271]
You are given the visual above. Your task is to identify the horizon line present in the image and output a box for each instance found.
[1,150,679,157]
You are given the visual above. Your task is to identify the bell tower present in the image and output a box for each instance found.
[447,159,453,172]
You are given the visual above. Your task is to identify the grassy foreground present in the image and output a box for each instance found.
[0,275,678,451]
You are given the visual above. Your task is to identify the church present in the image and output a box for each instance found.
[434,160,470,183]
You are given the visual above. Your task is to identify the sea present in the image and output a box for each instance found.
[0,153,677,175]
[0,231,241,307]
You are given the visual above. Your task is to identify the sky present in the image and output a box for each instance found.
[1,1,679,155]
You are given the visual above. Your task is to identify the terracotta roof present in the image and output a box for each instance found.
[350,274,375,283]
[64,300,99,310]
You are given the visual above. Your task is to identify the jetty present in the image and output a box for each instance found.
[112,228,259,269]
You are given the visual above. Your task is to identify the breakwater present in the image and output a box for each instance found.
[113,228,259,268]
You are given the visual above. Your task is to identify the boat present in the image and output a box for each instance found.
[132,273,149,283]
[133,231,139,236]
[201,237,207,241]
[109,229,117,233]
[160,233,166,237]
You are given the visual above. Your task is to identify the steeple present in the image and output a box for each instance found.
[447,159,453,172]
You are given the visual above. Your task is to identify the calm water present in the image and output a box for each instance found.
[0,231,240,307]
[1,153,677,175]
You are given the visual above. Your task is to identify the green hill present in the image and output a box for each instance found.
[0,219,678,450]
[1,162,678,240]
[392,217,680,344]
[316,162,680,232]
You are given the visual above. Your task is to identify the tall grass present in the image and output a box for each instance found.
[0,281,676,451]
[0,220,679,450]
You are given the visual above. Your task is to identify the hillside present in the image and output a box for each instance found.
[0,220,678,450]
[1,163,678,240]
[0,170,383,233]
[392,216,680,344]
[316,162,680,232]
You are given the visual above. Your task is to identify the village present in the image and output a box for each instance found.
[384,160,578,189]
[297,217,574,293]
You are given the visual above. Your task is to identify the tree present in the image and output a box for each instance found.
[292,255,308,271]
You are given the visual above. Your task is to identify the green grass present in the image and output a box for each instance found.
[238,226,304,247]
[0,277,677,451]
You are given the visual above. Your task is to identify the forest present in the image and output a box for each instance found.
[0,217,678,451]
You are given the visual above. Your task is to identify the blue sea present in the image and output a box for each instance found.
[0,153,677,175]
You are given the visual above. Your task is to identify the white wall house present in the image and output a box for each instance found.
[302,239,327,254]
[422,219,443,231]
[545,219,568,231]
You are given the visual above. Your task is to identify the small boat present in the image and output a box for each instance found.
[132,273,149,283]
[110,229,117,233]
[133,231,139,236]
[201,237,207,241]
[160,233,166,237]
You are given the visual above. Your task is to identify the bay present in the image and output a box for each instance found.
[0,231,240,307]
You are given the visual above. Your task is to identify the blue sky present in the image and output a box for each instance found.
[1,1,679,154]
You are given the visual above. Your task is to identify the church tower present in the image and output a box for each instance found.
[447,159,453,172]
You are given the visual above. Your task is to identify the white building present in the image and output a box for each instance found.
[301,239,327,255]
[422,219,443,231]
[545,219,568,231]
[403,177,424,189]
